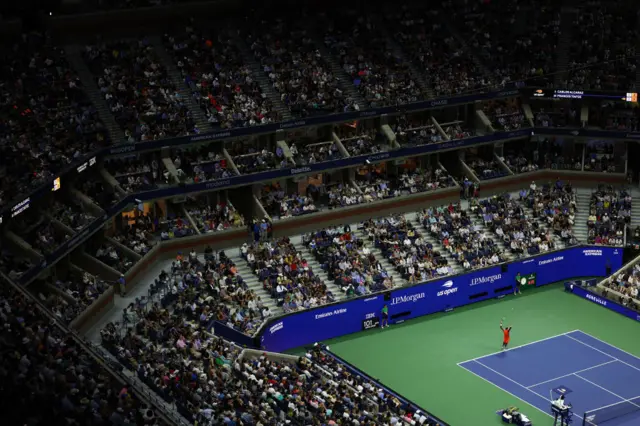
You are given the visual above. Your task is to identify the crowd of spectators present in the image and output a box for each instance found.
[96,242,134,273]
[22,221,71,256]
[247,18,358,116]
[260,183,318,218]
[0,242,32,281]
[53,199,97,231]
[485,99,526,131]
[523,180,577,244]
[48,270,112,322]
[443,0,560,86]
[106,154,166,193]
[174,147,235,183]
[112,213,158,255]
[0,32,109,210]
[503,152,539,174]
[393,117,445,146]
[81,176,122,208]
[596,102,640,131]
[227,141,289,174]
[305,227,393,296]
[422,203,503,269]
[339,128,387,157]
[289,138,342,165]
[242,237,333,312]
[564,1,638,90]
[386,4,492,96]
[362,214,452,283]
[467,157,508,180]
[186,198,245,232]
[158,216,197,241]
[442,122,474,140]
[602,263,640,309]
[84,38,196,141]
[475,194,556,256]
[326,183,367,208]
[164,24,278,129]
[324,12,427,107]
[587,185,630,246]
[584,143,621,173]
[0,284,163,426]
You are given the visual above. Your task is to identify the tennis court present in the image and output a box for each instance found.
[459,330,640,425]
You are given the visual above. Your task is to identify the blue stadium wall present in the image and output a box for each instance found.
[251,246,622,352]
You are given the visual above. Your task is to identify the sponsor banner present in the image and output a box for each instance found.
[568,284,640,323]
[259,246,622,352]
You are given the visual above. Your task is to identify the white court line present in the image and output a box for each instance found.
[525,360,618,389]
[565,334,640,375]
[574,373,640,409]
[570,330,640,368]
[457,330,580,365]
[457,362,554,420]
[585,395,640,413]
[473,359,584,420]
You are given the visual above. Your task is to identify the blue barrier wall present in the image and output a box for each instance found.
[259,246,622,352]
[210,320,257,348]
[567,283,640,323]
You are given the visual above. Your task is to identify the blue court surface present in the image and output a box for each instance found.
[458,330,640,425]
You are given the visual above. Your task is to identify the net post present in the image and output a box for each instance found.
[582,412,587,426]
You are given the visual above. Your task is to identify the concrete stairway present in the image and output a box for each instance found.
[229,251,280,314]
[290,235,346,301]
[308,31,368,111]
[553,7,577,87]
[353,227,407,289]
[148,36,211,132]
[630,188,640,230]
[64,44,125,144]
[233,36,294,121]
[573,188,592,243]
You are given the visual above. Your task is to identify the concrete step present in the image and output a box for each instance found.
[353,227,406,288]
[148,36,211,132]
[233,36,294,121]
[296,243,345,301]
[230,252,280,311]
[64,44,125,143]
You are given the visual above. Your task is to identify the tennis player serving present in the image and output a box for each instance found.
[500,320,512,350]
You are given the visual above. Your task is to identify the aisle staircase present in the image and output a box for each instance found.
[290,235,346,301]
[553,7,577,87]
[148,36,211,133]
[64,45,125,143]
[573,188,592,243]
[352,227,407,289]
[229,251,280,314]
[233,36,294,121]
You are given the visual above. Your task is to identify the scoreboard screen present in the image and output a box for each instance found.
[517,272,537,286]
[529,88,637,102]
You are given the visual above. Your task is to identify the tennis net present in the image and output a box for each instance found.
[583,397,640,425]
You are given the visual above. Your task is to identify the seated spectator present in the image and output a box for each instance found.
[158,216,196,240]
[228,140,289,174]
[387,4,493,96]
[304,227,392,293]
[327,184,366,208]
[523,180,578,244]
[106,153,166,192]
[339,127,388,157]
[289,138,342,165]
[112,213,158,255]
[476,194,556,256]
[0,242,32,280]
[96,242,133,272]
[423,203,503,269]
[442,122,474,140]
[587,185,630,246]
[247,18,358,116]
[15,218,71,256]
[362,214,451,283]
[0,32,109,209]
[583,142,621,173]
[485,99,526,131]
[260,183,318,218]
[442,0,560,86]
[393,116,445,146]
[597,102,640,131]
[45,271,111,322]
[242,237,332,310]
[468,157,508,180]
[84,38,196,141]
[503,152,539,174]
[186,198,245,232]
[324,12,427,107]
[164,24,278,128]
[0,285,159,426]
[174,146,235,183]
[52,200,96,231]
